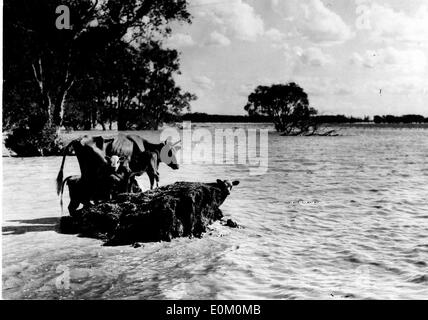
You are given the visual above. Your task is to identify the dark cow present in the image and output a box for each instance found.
[59,152,160,215]
[56,136,121,215]
[59,172,141,216]
[59,161,137,216]
[104,134,180,190]
[56,134,179,215]
[56,136,112,195]
[59,175,84,216]
[208,180,240,196]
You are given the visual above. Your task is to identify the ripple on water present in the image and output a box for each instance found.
[3,126,428,299]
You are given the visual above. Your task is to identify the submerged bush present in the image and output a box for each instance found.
[5,124,64,156]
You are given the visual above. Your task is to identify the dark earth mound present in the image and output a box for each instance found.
[59,181,239,246]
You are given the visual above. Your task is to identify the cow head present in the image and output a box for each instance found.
[105,155,125,172]
[216,179,240,195]
[160,140,181,170]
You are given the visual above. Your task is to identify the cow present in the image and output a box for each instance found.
[59,175,85,216]
[208,180,240,196]
[56,136,123,215]
[59,174,117,216]
[104,134,180,190]
[107,155,124,172]
[59,152,160,215]
[139,151,160,189]
[58,156,136,216]
[108,157,140,196]
[56,134,179,215]
[109,150,161,194]
[59,172,138,216]
[56,135,113,196]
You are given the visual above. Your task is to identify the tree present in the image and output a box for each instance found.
[373,114,427,124]
[61,38,196,131]
[131,42,196,130]
[4,0,194,154]
[80,39,195,130]
[4,0,192,129]
[244,82,323,135]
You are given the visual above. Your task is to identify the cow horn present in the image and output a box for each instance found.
[171,140,181,146]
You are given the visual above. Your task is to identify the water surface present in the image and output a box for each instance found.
[3,124,428,299]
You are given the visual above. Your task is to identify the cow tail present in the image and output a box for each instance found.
[60,176,72,216]
[56,141,73,195]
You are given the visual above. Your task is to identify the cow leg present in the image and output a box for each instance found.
[68,199,80,217]
[155,173,159,188]
[108,174,121,199]
[67,178,81,217]
[126,176,134,193]
[147,171,155,190]
[149,175,155,190]
[82,200,92,207]
[122,174,131,194]
[129,177,142,193]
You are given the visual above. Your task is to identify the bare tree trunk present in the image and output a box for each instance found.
[92,108,97,129]
[52,75,74,128]
[32,56,74,130]
[32,58,53,126]
[117,93,130,131]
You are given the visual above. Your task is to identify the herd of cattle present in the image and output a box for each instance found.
[56,134,181,216]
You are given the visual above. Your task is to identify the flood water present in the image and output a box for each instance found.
[2,123,428,299]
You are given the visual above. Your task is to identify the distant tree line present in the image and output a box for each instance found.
[314,115,370,124]
[181,113,373,124]
[373,115,428,124]
[182,113,428,125]
[180,113,271,123]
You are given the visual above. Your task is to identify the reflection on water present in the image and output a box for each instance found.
[3,124,428,299]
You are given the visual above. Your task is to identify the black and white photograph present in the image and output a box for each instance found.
[1,0,428,302]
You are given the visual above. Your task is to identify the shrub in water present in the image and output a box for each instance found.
[5,124,64,156]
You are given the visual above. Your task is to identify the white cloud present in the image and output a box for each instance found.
[265,28,293,50]
[334,88,354,96]
[238,76,354,98]
[293,46,332,67]
[238,84,254,97]
[237,78,277,97]
[265,28,284,43]
[272,0,353,45]
[204,31,231,47]
[192,75,215,90]
[351,47,427,73]
[291,76,355,97]
[193,0,264,41]
[365,76,428,95]
[165,33,195,48]
[361,3,428,46]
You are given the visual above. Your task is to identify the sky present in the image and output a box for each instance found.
[165,0,428,117]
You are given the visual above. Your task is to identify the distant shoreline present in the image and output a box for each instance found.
[180,113,428,124]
